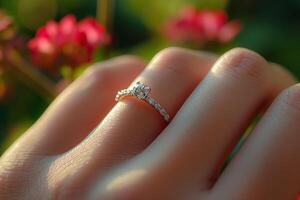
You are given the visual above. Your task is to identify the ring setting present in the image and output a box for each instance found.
[115,82,170,123]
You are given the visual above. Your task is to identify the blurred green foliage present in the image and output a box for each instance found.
[0,0,299,153]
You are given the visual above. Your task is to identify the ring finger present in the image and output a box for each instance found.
[56,48,218,198]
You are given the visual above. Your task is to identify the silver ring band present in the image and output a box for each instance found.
[115,82,170,123]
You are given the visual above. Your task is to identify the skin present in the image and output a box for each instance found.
[0,47,299,200]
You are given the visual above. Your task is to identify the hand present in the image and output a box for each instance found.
[0,48,299,200]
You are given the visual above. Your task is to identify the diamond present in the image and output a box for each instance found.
[147,97,155,105]
[160,109,167,115]
[116,82,170,123]
[132,82,151,99]
[154,103,161,110]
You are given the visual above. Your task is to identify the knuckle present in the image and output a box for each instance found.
[117,55,145,67]
[218,47,268,81]
[279,83,300,112]
[83,65,113,91]
[154,47,189,61]
[88,55,144,75]
[86,63,113,80]
[151,47,198,77]
[83,55,145,91]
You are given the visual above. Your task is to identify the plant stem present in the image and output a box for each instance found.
[97,0,114,30]
[4,47,58,101]
[97,0,114,59]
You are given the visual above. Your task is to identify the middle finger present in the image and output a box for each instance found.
[136,48,295,191]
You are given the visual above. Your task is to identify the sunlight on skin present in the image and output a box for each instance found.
[106,169,147,191]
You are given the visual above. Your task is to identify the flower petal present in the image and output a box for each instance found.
[218,20,242,43]
[78,17,108,49]
[198,10,227,40]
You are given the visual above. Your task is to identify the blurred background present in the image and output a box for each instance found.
[0,0,300,153]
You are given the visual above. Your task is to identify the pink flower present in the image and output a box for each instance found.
[78,17,109,49]
[28,15,109,69]
[164,7,242,45]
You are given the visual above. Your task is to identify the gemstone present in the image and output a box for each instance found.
[132,82,151,99]
[148,98,154,105]
[155,103,161,110]
[160,110,167,115]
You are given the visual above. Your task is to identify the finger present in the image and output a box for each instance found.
[136,48,296,190]
[61,48,217,189]
[63,48,216,199]
[263,63,298,111]
[211,84,300,200]
[78,48,217,163]
[12,56,145,155]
